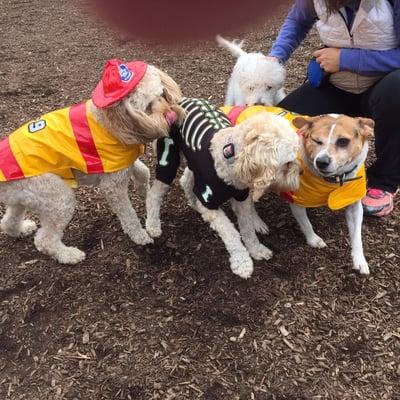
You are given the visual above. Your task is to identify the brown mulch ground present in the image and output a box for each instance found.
[0,1,399,399]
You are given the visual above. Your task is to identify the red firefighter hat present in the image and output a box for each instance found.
[92,59,148,108]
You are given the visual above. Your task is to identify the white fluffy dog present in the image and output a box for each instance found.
[0,59,184,264]
[145,98,300,279]
[216,35,286,106]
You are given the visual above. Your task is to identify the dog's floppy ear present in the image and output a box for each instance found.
[102,98,168,144]
[356,117,374,139]
[251,169,275,202]
[292,116,317,138]
[292,116,312,129]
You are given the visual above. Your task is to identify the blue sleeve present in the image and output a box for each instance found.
[269,0,317,63]
[340,0,400,74]
[340,48,400,75]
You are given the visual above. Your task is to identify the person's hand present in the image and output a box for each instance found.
[266,56,280,62]
[313,48,341,73]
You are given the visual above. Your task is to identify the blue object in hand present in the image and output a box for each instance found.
[307,58,326,88]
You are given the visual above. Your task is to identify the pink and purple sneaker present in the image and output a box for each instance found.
[362,188,396,217]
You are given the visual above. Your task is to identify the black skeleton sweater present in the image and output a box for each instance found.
[156,98,249,210]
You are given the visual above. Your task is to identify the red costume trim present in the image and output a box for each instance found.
[69,103,104,174]
[0,137,25,180]
[225,106,247,125]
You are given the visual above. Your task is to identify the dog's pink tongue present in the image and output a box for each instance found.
[166,111,177,126]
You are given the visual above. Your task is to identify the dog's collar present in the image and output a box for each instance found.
[322,164,361,186]
[223,138,235,164]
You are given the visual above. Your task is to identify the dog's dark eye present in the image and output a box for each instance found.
[248,85,255,91]
[266,86,272,91]
[145,103,153,113]
[312,138,323,146]
[336,138,350,148]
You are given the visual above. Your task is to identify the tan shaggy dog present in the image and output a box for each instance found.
[0,60,185,264]
[146,98,301,279]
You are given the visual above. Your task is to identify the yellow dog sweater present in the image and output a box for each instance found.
[220,105,367,210]
[0,101,144,187]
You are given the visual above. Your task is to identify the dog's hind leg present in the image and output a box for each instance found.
[231,197,273,261]
[29,177,85,264]
[145,179,170,238]
[131,159,150,199]
[345,201,369,274]
[290,204,327,248]
[1,205,37,237]
[100,173,153,245]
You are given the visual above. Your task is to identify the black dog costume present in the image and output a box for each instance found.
[156,98,249,210]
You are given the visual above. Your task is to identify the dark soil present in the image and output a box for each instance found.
[0,1,399,399]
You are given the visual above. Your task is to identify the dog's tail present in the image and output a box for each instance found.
[216,35,246,58]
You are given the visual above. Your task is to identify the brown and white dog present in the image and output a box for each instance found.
[222,106,374,274]
[289,114,374,274]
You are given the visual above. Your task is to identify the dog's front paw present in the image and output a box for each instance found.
[230,253,254,279]
[253,217,269,235]
[249,243,273,261]
[19,220,38,237]
[131,229,154,245]
[352,254,369,275]
[307,234,327,248]
[145,220,162,238]
[146,226,162,238]
[56,247,86,264]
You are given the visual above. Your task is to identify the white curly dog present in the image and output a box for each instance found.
[216,35,286,106]
[146,98,300,279]
[0,59,184,264]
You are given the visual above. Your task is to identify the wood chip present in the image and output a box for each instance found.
[82,332,90,344]
[279,326,289,337]
[282,338,301,353]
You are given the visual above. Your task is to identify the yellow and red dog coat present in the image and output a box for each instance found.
[0,101,144,188]
[220,105,367,211]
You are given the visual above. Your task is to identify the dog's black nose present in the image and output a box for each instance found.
[316,155,331,170]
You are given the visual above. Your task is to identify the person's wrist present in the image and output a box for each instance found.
[267,55,282,64]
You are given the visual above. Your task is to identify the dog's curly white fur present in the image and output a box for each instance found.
[0,65,185,264]
[146,111,301,279]
[216,35,286,106]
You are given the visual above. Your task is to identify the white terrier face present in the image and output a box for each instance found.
[235,53,286,106]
